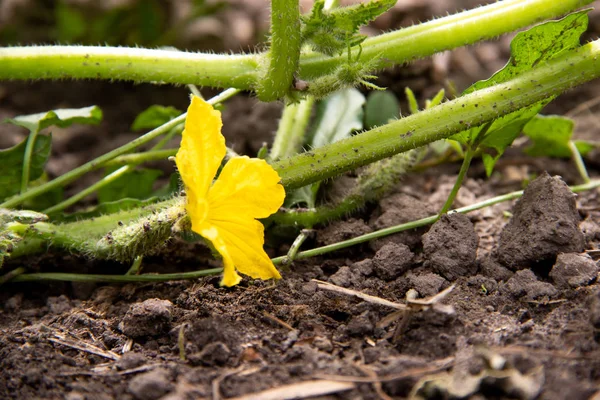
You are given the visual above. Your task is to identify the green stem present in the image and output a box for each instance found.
[126,256,144,275]
[256,0,301,100]
[0,0,588,91]
[0,88,240,209]
[43,164,132,214]
[281,229,312,266]
[438,148,474,216]
[272,178,600,264]
[273,40,600,189]
[8,197,182,259]
[45,120,181,214]
[103,149,178,168]
[0,267,26,284]
[569,140,591,183]
[20,129,40,194]
[269,96,315,160]
[0,46,260,90]
[9,268,223,284]
[299,0,593,78]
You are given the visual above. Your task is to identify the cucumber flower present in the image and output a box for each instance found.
[175,96,285,286]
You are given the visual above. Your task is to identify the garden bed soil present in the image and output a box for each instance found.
[2,1,600,399]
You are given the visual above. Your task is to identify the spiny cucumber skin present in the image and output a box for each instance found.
[5,197,187,264]
[92,198,187,262]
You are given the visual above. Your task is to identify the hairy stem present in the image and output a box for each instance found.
[273,40,600,189]
[0,47,260,89]
[270,96,315,160]
[256,0,301,101]
[300,0,593,78]
[0,0,589,93]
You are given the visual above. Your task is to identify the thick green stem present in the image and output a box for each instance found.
[269,96,314,160]
[273,40,600,189]
[256,0,301,101]
[0,0,589,92]
[0,46,260,89]
[299,0,593,78]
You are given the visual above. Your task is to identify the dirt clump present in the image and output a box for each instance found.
[495,172,585,270]
[549,252,599,289]
[369,193,435,250]
[372,242,414,280]
[502,269,558,300]
[423,213,479,280]
[317,218,372,246]
[128,368,173,400]
[119,299,174,338]
[407,273,447,297]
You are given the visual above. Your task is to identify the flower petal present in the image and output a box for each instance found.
[208,156,285,219]
[198,217,281,286]
[199,225,242,287]
[175,96,226,199]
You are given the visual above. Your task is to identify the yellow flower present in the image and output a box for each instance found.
[175,96,285,286]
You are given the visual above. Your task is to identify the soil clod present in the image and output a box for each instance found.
[502,270,558,300]
[423,213,479,281]
[495,173,585,270]
[370,193,434,250]
[549,252,599,289]
[119,299,174,338]
[372,243,414,280]
[128,368,173,400]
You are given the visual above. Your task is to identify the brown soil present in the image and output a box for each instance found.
[2,1,600,399]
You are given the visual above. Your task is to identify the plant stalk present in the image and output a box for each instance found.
[256,0,301,100]
[0,0,589,91]
[273,40,600,189]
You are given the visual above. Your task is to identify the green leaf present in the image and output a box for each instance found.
[452,10,589,175]
[523,115,574,158]
[98,168,163,204]
[574,140,598,156]
[22,172,64,211]
[0,135,52,201]
[150,172,181,199]
[309,87,365,148]
[404,87,419,115]
[364,90,400,129]
[131,105,182,131]
[283,184,320,209]
[301,0,395,56]
[5,106,103,133]
[55,1,86,42]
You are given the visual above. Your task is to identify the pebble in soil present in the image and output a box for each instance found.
[494,172,585,270]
